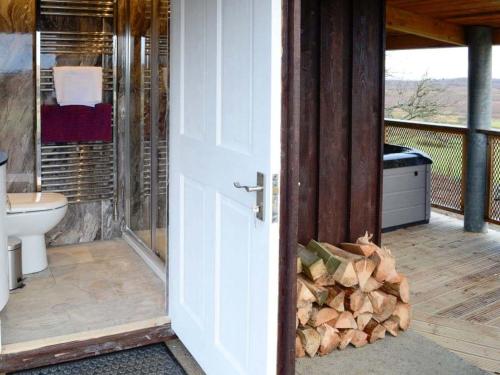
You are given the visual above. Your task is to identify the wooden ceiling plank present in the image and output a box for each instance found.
[445,12,500,27]
[387,0,470,11]
[387,0,497,9]
[386,34,453,50]
[386,5,466,46]
[387,0,500,19]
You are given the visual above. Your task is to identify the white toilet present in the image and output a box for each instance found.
[6,193,68,274]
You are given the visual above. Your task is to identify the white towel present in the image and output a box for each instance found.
[53,66,103,107]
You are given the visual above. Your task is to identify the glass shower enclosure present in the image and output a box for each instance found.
[125,0,168,262]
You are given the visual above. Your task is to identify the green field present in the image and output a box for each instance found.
[386,129,463,179]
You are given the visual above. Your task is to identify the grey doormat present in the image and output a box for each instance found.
[12,344,186,375]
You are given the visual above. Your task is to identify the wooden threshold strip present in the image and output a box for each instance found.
[0,317,174,373]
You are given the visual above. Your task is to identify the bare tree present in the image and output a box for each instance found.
[385,73,448,121]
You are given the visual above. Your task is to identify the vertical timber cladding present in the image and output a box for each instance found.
[297,0,321,244]
[317,0,352,244]
[298,0,385,245]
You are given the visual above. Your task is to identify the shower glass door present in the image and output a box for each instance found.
[126,0,168,261]
[154,0,169,261]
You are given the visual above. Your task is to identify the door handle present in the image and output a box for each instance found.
[233,172,265,221]
[233,182,264,193]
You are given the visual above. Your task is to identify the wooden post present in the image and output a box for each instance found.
[278,0,301,373]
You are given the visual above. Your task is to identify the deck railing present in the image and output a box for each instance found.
[481,129,500,224]
[385,119,500,224]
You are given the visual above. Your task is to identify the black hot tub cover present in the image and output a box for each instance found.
[383,143,432,169]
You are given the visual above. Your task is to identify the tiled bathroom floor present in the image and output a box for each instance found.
[0,239,166,345]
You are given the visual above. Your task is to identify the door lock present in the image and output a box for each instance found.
[233,172,265,221]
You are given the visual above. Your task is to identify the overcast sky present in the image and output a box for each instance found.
[386,46,500,80]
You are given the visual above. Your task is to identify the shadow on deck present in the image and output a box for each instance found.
[382,211,500,373]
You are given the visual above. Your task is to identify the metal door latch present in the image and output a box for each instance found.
[234,172,265,221]
[233,182,263,193]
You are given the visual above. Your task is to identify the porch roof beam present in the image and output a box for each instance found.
[386,34,452,50]
[494,29,500,45]
[386,5,466,46]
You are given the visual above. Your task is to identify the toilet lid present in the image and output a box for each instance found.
[7,193,68,214]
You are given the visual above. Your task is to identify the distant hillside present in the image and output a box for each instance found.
[385,78,500,127]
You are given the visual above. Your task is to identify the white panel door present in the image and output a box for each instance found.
[169,0,282,374]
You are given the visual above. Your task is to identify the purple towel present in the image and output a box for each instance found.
[41,104,112,144]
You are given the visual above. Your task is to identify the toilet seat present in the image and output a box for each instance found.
[7,192,68,214]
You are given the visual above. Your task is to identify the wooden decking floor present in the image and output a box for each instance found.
[383,211,500,374]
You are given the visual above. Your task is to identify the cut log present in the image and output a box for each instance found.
[317,242,361,286]
[295,335,306,358]
[298,244,327,281]
[350,329,369,348]
[383,317,400,336]
[321,243,381,289]
[297,279,316,308]
[380,274,410,303]
[393,302,411,331]
[317,324,341,355]
[360,277,383,293]
[319,242,363,262]
[369,291,397,323]
[345,288,366,312]
[338,329,355,350]
[356,297,374,315]
[307,240,342,274]
[310,307,340,327]
[340,243,376,257]
[356,312,373,331]
[326,286,345,312]
[354,258,377,289]
[297,256,302,274]
[315,273,337,287]
[339,232,379,257]
[297,303,313,326]
[307,241,358,287]
[368,290,385,314]
[372,294,397,323]
[364,319,386,344]
[369,290,394,314]
[370,246,398,282]
[297,327,321,357]
[332,311,358,329]
[298,275,329,306]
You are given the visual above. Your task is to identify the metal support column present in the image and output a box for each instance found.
[464,26,492,233]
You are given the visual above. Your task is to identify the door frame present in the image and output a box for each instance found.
[277,0,301,374]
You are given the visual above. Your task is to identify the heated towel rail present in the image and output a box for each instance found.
[35,0,118,207]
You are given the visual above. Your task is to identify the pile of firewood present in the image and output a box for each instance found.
[296,233,411,357]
